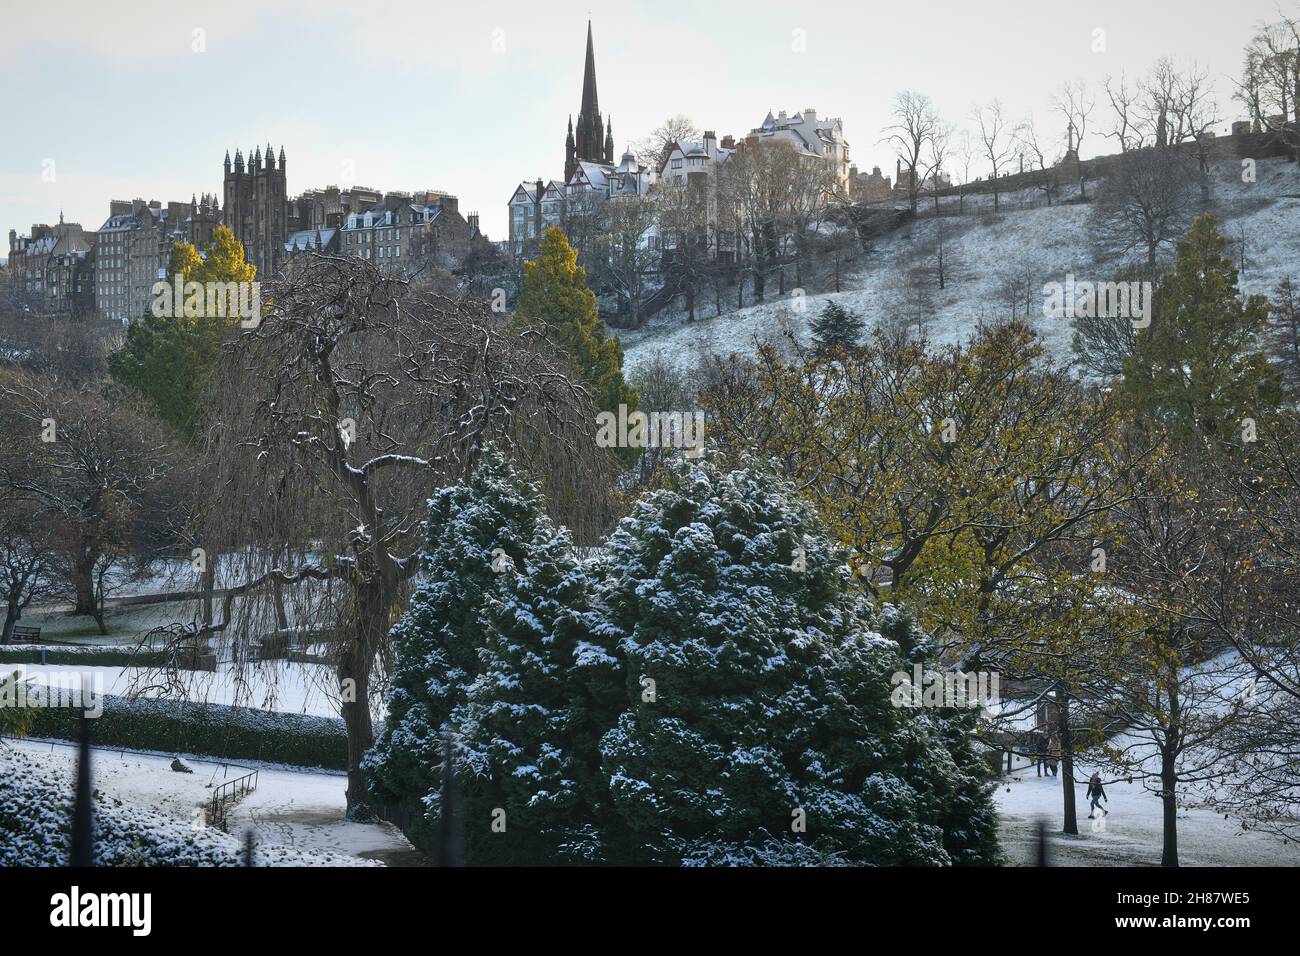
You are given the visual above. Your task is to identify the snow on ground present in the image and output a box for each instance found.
[6,737,416,865]
[620,157,1300,375]
[12,660,367,719]
[995,749,1298,867]
[995,650,1300,867]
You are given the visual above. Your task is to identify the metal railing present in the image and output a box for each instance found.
[208,768,259,831]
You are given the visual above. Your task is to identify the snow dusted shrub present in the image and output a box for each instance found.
[594,459,1000,865]
[455,528,625,865]
[363,448,553,850]
[0,748,374,867]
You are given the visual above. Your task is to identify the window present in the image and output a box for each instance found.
[671,159,682,169]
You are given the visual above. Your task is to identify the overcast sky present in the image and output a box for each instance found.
[0,0,1290,247]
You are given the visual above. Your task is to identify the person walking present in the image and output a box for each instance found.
[1047,734,1060,777]
[1087,772,1108,818]
[1034,732,1048,777]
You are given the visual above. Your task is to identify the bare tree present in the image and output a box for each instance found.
[179,254,612,811]
[633,114,702,169]
[953,129,977,214]
[593,193,660,328]
[1015,115,1061,206]
[972,99,1015,209]
[1052,78,1096,197]
[881,91,940,214]
[0,500,61,643]
[1090,147,1198,266]
[0,373,180,631]
[718,139,804,303]
[1103,72,1146,152]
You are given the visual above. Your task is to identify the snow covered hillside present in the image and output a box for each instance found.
[620,157,1300,373]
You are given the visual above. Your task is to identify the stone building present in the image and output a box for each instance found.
[94,197,217,322]
[848,164,894,203]
[289,185,383,232]
[223,144,288,278]
[6,215,96,317]
[510,21,651,259]
[339,190,475,275]
[746,108,852,190]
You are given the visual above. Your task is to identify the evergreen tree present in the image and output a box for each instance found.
[515,226,636,417]
[1121,214,1282,438]
[456,528,625,865]
[107,225,257,439]
[595,458,1000,865]
[363,449,552,850]
[809,300,865,353]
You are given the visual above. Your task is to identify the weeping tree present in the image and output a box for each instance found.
[155,254,613,812]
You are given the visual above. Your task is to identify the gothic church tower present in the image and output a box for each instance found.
[565,21,615,181]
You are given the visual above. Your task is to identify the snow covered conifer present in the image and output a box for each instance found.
[595,458,1000,865]
[809,300,865,353]
[457,529,624,865]
[364,448,552,848]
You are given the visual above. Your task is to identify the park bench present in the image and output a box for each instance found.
[7,625,41,644]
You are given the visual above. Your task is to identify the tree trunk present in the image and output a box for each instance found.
[1055,686,1078,834]
[71,552,96,616]
[1160,746,1179,866]
[1,601,18,644]
[338,639,375,813]
[339,575,385,814]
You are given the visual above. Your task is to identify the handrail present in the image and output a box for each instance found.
[208,768,259,831]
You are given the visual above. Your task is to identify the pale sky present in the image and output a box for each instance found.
[0,0,1290,247]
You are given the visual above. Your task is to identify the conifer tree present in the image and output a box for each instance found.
[515,226,636,417]
[595,458,1000,866]
[809,300,865,353]
[1121,214,1282,438]
[107,225,257,439]
[457,528,625,865]
[363,449,552,849]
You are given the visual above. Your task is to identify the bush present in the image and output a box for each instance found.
[22,691,350,769]
[0,747,374,866]
[0,646,168,668]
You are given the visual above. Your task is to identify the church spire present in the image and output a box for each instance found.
[580,20,599,123]
[569,20,609,179]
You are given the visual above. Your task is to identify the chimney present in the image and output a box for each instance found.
[721,134,735,150]
[703,130,717,156]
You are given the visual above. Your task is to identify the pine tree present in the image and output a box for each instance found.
[363,449,552,850]
[456,528,625,865]
[595,458,1000,865]
[515,226,636,417]
[809,300,865,353]
[1121,214,1282,438]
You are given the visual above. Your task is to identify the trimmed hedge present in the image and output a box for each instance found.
[23,691,351,770]
[0,646,168,667]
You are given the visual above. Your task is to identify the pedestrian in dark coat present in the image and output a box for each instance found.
[1087,772,1108,818]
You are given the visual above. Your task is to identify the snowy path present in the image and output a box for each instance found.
[995,752,1299,867]
[6,737,418,865]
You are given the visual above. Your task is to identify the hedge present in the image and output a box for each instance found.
[0,646,168,667]
[22,691,353,770]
